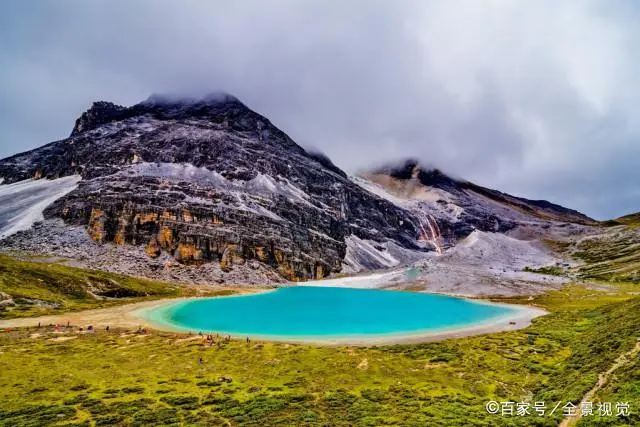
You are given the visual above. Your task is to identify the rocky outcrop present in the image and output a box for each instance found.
[0,94,427,281]
[71,101,128,136]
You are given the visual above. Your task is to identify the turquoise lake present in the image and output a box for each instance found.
[142,287,518,340]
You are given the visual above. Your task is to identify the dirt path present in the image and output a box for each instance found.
[0,298,183,330]
[559,339,640,427]
[0,288,256,331]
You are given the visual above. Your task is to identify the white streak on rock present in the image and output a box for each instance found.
[0,175,81,239]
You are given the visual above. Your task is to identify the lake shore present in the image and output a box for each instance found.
[0,288,258,331]
[0,290,548,345]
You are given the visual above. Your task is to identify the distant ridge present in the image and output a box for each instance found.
[602,212,640,227]
[368,158,595,225]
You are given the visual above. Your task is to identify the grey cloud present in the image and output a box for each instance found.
[0,0,638,219]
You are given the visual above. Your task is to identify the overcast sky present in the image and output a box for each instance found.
[1,0,638,219]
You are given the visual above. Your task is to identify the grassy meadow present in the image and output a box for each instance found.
[1,224,639,426]
[1,281,638,425]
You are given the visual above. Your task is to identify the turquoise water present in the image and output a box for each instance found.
[142,287,518,339]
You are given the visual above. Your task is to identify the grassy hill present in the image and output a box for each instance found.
[573,226,640,284]
[0,255,228,319]
[543,213,640,284]
[616,212,640,227]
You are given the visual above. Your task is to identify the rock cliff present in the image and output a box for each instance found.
[0,94,428,280]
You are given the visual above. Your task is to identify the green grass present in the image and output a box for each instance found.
[601,212,640,228]
[582,348,640,426]
[543,221,640,284]
[0,255,228,319]
[1,280,638,426]
[572,229,640,284]
[523,265,567,276]
[1,251,639,426]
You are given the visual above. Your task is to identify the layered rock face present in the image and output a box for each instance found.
[0,94,425,280]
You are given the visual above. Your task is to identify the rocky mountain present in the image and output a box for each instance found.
[0,94,431,281]
[356,159,594,248]
[0,94,595,285]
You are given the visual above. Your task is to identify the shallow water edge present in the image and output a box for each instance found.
[132,288,548,346]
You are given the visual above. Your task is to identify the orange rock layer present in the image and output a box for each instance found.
[77,207,335,281]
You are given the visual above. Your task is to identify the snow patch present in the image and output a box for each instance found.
[126,162,229,187]
[342,235,400,273]
[123,164,291,222]
[246,173,277,193]
[244,174,312,205]
[0,175,81,240]
[124,164,313,206]
[308,229,340,243]
[227,194,283,222]
[350,176,404,205]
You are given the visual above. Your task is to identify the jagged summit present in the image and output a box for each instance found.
[371,158,463,190]
[71,101,127,136]
[2,92,325,184]
[71,92,253,137]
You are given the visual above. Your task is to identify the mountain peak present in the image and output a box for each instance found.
[364,157,594,225]
[0,92,422,282]
[70,92,247,136]
[71,101,127,136]
[370,158,461,188]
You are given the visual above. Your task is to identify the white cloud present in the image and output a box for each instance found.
[0,0,637,219]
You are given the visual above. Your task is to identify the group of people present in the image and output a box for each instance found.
[197,332,251,347]
[33,322,255,344]
[38,321,112,332]
[200,332,227,347]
